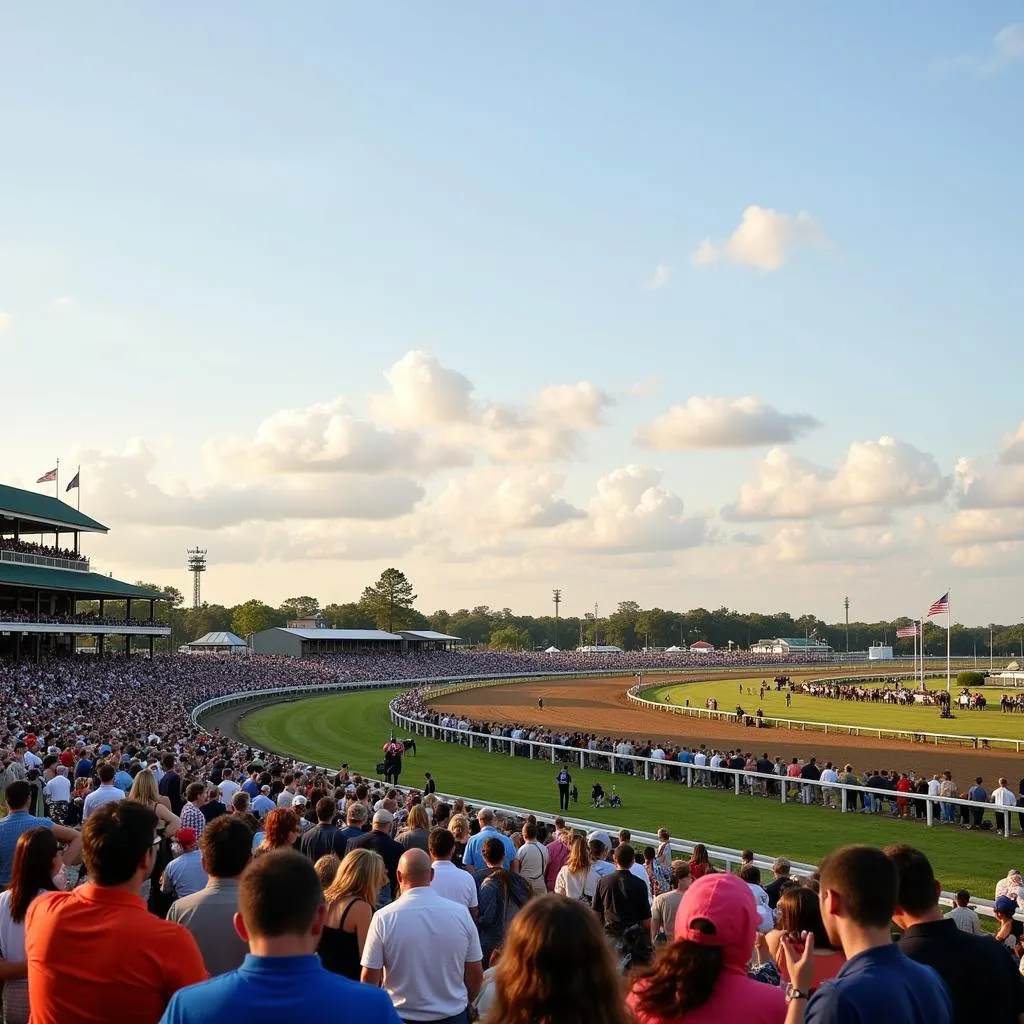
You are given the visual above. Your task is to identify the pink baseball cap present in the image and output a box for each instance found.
[676,872,757,958]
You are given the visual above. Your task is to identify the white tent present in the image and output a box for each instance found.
[544,645,560,653]
[185,631,249,655]
[665,645,683,652]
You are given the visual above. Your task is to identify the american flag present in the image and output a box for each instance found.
[896,623,920,638]
[36,467,57,483]
[927,592,950,618]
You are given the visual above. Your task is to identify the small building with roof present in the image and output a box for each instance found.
[750,637,832,656]
[689,640,715,653]
[184,631,249,655]
[252,626,404,657]
[398,630,461,652]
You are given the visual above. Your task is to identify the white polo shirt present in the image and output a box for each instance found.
[362,886,482,1021]
[993,787,1017,807]
[430,860,478,910]
[218,778,240,801]
[82,784,124,819]
[44,774,72,803]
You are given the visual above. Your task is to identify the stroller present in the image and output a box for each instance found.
[591,782,605,808]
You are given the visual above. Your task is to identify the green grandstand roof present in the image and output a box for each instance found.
[0,563,162,599]
[778,636,828,647]
[0,484,108,534]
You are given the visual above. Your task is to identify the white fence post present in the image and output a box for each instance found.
[734,772,740,796]
[841,787,848,813]
[644,760,650,781]
[926,798,933,827]
[550,745,555,764]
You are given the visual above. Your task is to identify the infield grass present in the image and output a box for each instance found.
[239,687,1018,896]
[643,677,1024,741]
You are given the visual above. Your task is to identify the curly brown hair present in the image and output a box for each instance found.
[258,807,300,852]
[485,895,627,1024]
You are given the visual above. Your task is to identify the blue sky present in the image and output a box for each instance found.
[1,4,1022,622]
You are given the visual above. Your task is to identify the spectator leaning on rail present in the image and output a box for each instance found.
[885,843,1024,1024]
[159,851,400,1024]
[462,808,519,872]
[778,845,952,1024]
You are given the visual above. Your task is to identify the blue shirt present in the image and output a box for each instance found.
[158,953,401,1024]
[162,850,209,900]
[115,770,134,793]
[242,779,260,798]
[462,826,518,870]
[806,942,951,1024]
[0,811,53,886]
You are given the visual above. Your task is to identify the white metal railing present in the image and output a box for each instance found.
[626,678,1024,752]
[391,705,1024,838]
[0,548,89,572]
[189,675,1014,917]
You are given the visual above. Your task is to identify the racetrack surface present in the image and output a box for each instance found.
[428,674,1022,785]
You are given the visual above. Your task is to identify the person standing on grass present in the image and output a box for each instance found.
[992,778,1017,834]
[556,767,572,811]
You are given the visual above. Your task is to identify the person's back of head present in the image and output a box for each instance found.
[97,763,115,785]
[5,780,31,811]
[397,848,432,890]
[83,800,158,887]
[161,752,175,771]
[428,827,456,862]
[316,797,336,824]
[201,816,253,880]
[236,851,325,954]
[231,791,250,813]
[883,844,939,923]
[671,861,691,889]
[818,845,898,936]
[482,836,506,868]
[613,843,635,870]
[523,821,538,842]
[491,895,628,1024]
[588,839,606,862]
[185,781,205,804]
[739,865,761,885]
[773,857,791,878]
[478,807,495,827]
[348,801,367,825]
[954,889,970,907]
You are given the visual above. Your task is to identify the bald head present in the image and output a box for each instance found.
[397,848,433,890]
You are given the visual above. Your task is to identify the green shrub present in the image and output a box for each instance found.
[957,671,985,688]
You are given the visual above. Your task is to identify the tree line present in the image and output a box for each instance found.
[81,568,1024,660]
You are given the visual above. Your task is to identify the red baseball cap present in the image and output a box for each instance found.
[176,828,197,846]
[676,872,758,968]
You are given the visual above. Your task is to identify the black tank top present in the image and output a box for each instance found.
[318,900,363,980]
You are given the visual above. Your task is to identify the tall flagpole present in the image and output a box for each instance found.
[55,458,59,499]
[921,613,926,689]
[947,588,952,694]
[76,465,81,511]
[913,621,918,683]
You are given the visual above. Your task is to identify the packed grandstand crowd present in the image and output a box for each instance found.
[0,538,86,564]
[0,651,1021,1024]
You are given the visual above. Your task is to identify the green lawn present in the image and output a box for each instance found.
[642,677,1024,741]
[238,687,1016,897]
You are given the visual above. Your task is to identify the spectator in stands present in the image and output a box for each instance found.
[25,801,207,1024]
[81,763,123,819]
[992,897,1023,958]
[159,851,399,1024]
[544,818,569,890]
[886,843,1024,1024]
[200,783,226,824]
[517,821,549,897]
[554,833,598,904]
[228,791,259,833]
[336,802,369,847]
[347,810,403,905]
[484,895,629,1024]
[161,828,208,900]
[254,808,300,857]
[765,886,844,993]
[994,868,1023,903]
[216,769,239,803]
[650,860,691,943]
[739,864,775,933]
[593,843,651,963]
[321,848,386,981]
[128,769,181,838]
[992,778,1018,834]
[429,828,478,919]
[687,843,714,881]
[167,817,252,976]
[765,857,794,910]
[361,848,483,1023]
[0,828,63,1024]
[396,804,431,853]
[251,786,275,818]
[449,814,471,868]
[628,872,785,1024]
[462,808,519,872]
[314,853,340,889]
[476,837,532,966]
[159,753,184,815]
[779,845,952,1024]
[300,798,346,863]
[944,890,982,935]
[0,781,80,889]
[180,783,209,839]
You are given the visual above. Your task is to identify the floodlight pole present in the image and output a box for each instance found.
[843,595,850,654]
[552,588,562,648]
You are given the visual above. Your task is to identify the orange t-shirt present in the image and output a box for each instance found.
[25,884,208,1024]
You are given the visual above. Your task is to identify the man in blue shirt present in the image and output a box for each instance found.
[0,781,80,886]
[461,808,519,871]
[159,851,399,1024]
[779,845,951,1024]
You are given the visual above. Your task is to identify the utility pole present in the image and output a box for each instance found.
[552,588,561,649]
[593,602,599,647]
[843,595,850,653]
[990,624,994,671]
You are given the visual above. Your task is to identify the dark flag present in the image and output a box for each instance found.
[66,469,80,492]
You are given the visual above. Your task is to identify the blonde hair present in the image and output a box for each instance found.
[128,769,158,805]
[314,853,341,890]
[449,814,471,841]
[565,834,591,875]
[405,804,429,831]
[324,848,386,908]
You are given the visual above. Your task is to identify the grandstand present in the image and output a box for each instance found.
[0,481,170,659]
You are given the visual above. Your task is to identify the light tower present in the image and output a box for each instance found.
[187,548,207,608]
[843,595,850,653]
[552,588,562,648]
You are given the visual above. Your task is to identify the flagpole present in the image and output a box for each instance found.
[947,588,952,694]
[913,622,917,683]
[76,465,81,511]
[55,458,59,499]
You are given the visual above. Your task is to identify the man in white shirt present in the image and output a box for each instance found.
[587,832,616,878]
[819,762,839,809]
[944,890,982,935]
[252,786,276,818]
[217,769,240,802]
[82,763,125,819]
[428,828,478,920]
[927,774,941,798]
[991,777,1017,834]
[362,849,483,1020]
[516,822,549,897]
[693,749,707,786]
[43,766,72,807]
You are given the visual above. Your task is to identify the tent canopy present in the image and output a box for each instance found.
[188,631,248,648]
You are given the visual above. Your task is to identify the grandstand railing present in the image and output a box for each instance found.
[626,677,1024,752]
[191,676,1015,917]
[0,548,89,572]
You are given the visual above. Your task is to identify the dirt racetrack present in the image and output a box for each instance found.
[429,673,1024,785]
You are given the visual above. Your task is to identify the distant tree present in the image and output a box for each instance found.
[279,595,320,620]
[360,568,418,633]
[489,625,532,650]
[232,599,281,638]
[321,601,376,628]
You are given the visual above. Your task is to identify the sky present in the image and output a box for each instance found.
[1,4,1022,623]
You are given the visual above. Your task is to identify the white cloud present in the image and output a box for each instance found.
[998,423,1024,464]
[942,23,1024,73]
[55,296,71,307]
[691,205,829,271]
[552,465,708,554]
[939,509,1024,546]
[80,440,424,530]
[0,311,10,333]
[724,437,950,520]
[754,523,902,567]
[995,23,1024,60]
[370,350,475,428]
[636,396,819,450]
[645,264,671,291]
[957,454,1024,510]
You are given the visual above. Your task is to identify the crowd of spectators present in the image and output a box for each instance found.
[396,690,1024,835]
[0,611,169,626]
[0,651,1022,1023]
[0,538,86,565]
